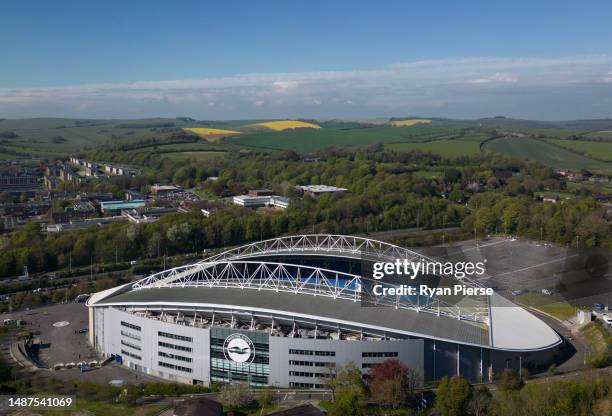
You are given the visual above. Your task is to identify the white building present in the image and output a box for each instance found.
[233,195,289,209]
[297,185,348,197]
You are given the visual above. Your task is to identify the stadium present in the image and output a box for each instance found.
[87,235,562,387]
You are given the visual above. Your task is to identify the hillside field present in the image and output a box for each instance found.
[227,122,474,153]
[389,119,432,127]
[247,120,321,131]
[182,127,241,142]
[0,117,193,157]
[386,139,481,158]
[483,137,612,173]
[547,139,612,162]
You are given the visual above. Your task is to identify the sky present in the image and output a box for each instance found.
[1,0,612,120]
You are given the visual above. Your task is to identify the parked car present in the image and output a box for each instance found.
[74,294,90,303]
[541,289,553,296]
[511,290,525,297]
[593,303,606,311]
[602,315,612,326]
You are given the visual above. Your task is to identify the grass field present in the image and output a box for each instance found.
[0,117,191,156]
[159,151,228,162]
[228,123,473,152]
[483,136,612,173]
[566,181,612,195]
[183,127,241,141]
[582,131,612,140]
[248,120,321,131]
[580,321,612,367]
[516,292,577,320]
[386,139,481,158]
[547,139,612,162]
[389,118,432,127]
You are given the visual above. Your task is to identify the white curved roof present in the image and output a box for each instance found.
[489,293,561,351]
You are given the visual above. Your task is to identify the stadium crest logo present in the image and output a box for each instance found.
[223,333,256,363]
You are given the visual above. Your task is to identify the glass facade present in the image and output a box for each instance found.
[210,327,269,386]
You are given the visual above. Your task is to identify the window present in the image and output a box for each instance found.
[159,351,192,363]
[289,349,336,357]
[121,321,141,331]
[121,330,141,341]
[158,331,192,342]
[289,371,332,378]
[362,352,398,358]
[158,361,192,373]
[290,371,314,378]
[289,360,335,367]
[158,341,192,352]
[121,340,141,351]
[289,382,325,388]
[121,350,141,360]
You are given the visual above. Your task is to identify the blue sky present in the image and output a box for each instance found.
[1,0,612,120]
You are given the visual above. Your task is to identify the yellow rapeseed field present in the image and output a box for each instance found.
[251,120,321,131]
[183,128,241,137]
[389,119,432,127]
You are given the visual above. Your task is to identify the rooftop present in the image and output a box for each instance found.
[298,185,348,193]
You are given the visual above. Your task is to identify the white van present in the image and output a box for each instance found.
[602,315,612,327]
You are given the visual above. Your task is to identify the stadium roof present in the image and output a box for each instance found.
[88,234,562,352]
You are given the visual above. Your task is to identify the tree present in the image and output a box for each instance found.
[218,383,252,410]
[327,363,366,416]
[258,389,275,410]
[474,207,497,234]
[469,386,492,416]
[434,376,473,416]
[369,358,419,408]
[497,368,524,392]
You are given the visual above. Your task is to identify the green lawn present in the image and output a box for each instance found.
[227,123,471,153]
[580,321,612,367]
[412,170,444,179]
[386,139,481,158]
[547,138,612,162]
[0,117,189,156]
[483,137,612,174]
[582,130,612,140]
[516,292,577,320]
[566,181,612,195]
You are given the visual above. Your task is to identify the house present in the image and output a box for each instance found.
[122,206,178,224]
[297,185,348,197]
[268,404,326,416]
[151,184,182,197]
[172,397,223,416]
[542,195,559,203]
[100,200,146,213]
[233,194,289,209]
[124,189,146,201]
[248,189,274,197]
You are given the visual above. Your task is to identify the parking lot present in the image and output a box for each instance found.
[441,236,612,307]
[1,303,163,385]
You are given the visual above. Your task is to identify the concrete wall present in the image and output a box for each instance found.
[269,337,424,387]
[95,307,210,384]
[90,306,555,386]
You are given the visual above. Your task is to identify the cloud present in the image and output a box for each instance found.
[1,55,612,119]
[467,73,518,84]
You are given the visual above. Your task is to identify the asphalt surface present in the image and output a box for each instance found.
[1,303,164,385]
[442,236,612,307]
